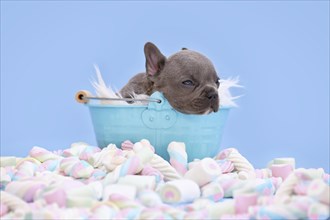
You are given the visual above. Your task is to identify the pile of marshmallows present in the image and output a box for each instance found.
[0,140,329,219]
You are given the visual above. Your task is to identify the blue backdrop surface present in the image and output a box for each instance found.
[1,1,329,171]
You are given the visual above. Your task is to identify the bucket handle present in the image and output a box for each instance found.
[75,90,161,104]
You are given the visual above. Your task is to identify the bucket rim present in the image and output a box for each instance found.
[85,103,232,110]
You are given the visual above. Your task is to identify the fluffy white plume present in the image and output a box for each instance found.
[91,65,242,107]
[91,65,119,98]
[91,65,150,105]
[219,77,243,107]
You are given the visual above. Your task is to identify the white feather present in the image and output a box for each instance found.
[218,77,243,108]
[91,65,151,105]
[91,65,126,105]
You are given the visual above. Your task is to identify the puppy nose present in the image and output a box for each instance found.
[207,92,218,100]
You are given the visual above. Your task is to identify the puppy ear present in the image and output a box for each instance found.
[144,42,166,76]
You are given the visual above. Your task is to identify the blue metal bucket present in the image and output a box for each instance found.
[86,92,230,162]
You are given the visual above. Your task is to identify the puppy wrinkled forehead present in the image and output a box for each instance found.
[169,50,215,68]
[167,50,218,79]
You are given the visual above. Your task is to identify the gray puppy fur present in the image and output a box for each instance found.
[120,42,220,114]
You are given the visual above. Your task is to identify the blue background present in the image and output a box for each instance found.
[1,1,329,171]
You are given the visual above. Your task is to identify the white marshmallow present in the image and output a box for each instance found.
[184,157,222,186]
[103,183,137,201]
[159,179,200,204]
[118,175,156,190]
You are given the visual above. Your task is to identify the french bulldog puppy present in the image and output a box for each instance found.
[120,42,220,114]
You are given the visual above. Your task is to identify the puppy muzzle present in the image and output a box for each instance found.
[208,92,219,113]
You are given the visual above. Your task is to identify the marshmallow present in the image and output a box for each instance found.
[184,210,208,219]
[255,168,272,179]
[201,181,224,202]
[134,143,154,164]
[141,164,164,183]
[0,156,19,167]
[62,142,89,157]
[139,139,155,153]
[60,157,79,175]
[43,188,67,207]
[184,157,222,186]
[234,192,258,214]
[217,159,235,173]
[0,167,11,190]
[90,204,117,219]
[40,159,60,172]
[215,173,242,198]
[295,168,325,180]
[161,206,186,219]
[88,144,123,170]
[220,148,254,173]
[7,181,46,203]
[238,171,254,180]
[149,154,181,181]
[118,156,144,177]
[167,142,188,176]
[121,140,134,151]
[118,175,156,190]
[108,193,142,210]
[184,198,211,211]
[248,205,297,219]
[106,145,154,182]
[270,163,294,180]
[103,184,137,201]
[137,190,163,207]
[0,202,8,217]
[29,146,59,162]
[269,157,296,169]
[60,157,94,179]
[104,151,153,184]
[257,195,275,206]
[188,159,200,170]
[254,178,276,196]
[13,158,40,180]
[71,160,94,179]
[308,203,330,220]
[275,172,299,198]
[132,139,155,155]
[0,191,30,213]
[307,179,330,205]
[207,199,235,219]
[79,145,101,161]
[138,207,167,220]
[87,181,103,200]
[159,179,200,204]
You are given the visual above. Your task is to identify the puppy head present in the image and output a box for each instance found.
[145,42,220,115]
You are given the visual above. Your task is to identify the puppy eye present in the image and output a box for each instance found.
[182,80,194,86]
[216,78,220,86]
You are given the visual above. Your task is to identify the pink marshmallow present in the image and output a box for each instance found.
[219,160,235,174]
[0,202,8,217]
[121,140,134,151]
[234,193,258,214]
[270,163,293,180]
[141,165,164,182]
[214,148,233,160]
[44,188,67,208]
[23,183,46,202]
